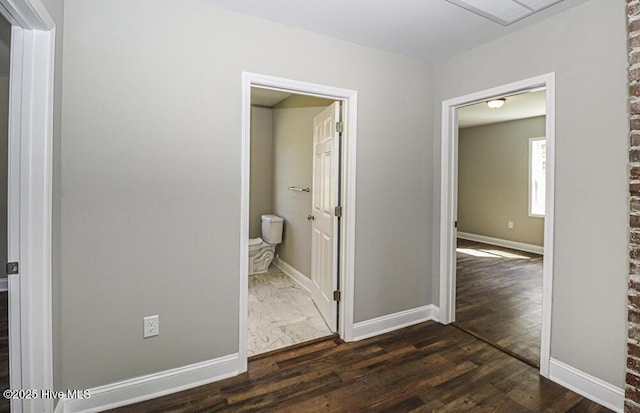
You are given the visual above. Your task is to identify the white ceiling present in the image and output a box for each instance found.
[251,88,292,107]
[458,89,546,128]
[200,0,587,61]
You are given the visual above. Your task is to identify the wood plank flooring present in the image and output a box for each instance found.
[455,239,542,367]
[108,322,610,412]
[0,291,8,413]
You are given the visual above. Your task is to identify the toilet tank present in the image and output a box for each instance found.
[261,215,283,244]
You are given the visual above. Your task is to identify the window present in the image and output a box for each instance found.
[529,137,546,217]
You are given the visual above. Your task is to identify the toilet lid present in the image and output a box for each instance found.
[249,238,263,246]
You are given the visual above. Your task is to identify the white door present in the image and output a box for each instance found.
[311,102,340,332]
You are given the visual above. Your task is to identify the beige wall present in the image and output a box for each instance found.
[434,0,627,387]
[272,95,331,277]
[458,116,545,246]
[60,0,433,389]
[249,106,273,238]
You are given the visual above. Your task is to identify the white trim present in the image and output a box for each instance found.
[352,305,440,341]
[56,354,239,413]
[239,73,251,374]
[549,358,624,412]
[0,0,56,411]
[439,73,555,378]
[457,232,543,255]
[540,79,555,378]
[240,72,358,368]
[273,257,313,293]
[0,0,53,30]
[6,26,24,412]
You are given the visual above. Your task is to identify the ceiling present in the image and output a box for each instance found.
[251,88,292,107]
[458,89,546,128]
[200,0,587,61]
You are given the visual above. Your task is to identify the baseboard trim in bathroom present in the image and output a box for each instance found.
[273,257,313,293]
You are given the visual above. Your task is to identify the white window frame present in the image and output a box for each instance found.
[529,137,546,218]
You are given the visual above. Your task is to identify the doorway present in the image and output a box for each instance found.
[439,73,555,376]
[239,73,358,371]
[453,90,546,367]
[247,89,337,356]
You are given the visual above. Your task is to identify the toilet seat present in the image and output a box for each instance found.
[249,237,263,247]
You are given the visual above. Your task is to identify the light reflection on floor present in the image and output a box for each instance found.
[456,247,531,260]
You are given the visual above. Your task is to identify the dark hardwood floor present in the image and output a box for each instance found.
[455,238,542,367]
[108,322,609,412]
[0,291,7,413]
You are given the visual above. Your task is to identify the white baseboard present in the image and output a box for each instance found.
[352,305,440,341]
[273,257,313,293]
[56,354,239,413]
[0,277,7,292]
[457,232,544,255]
[549,358,624,412]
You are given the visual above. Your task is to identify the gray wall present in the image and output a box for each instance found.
[60,0,433,389]
[249,106,273,238]
[458,116,545,246]
[433,0,627,387]
[58,0,625,395]
[272,95,331,277]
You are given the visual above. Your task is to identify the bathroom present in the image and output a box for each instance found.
[248,88,336,356]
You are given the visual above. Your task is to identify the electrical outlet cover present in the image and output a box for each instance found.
[143,315,159,338]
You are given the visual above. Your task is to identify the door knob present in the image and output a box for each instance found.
[307,214,315,220]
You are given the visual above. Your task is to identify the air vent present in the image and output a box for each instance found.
[446,0,564,26]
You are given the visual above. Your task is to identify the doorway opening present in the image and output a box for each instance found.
[439,73,555,377]
[239,73,358,371]
[453,88,546,368]
[247,88,337,356]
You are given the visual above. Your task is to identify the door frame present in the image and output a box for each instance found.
[0,0,55,411]
[438,73,555,377]
[239,72,358,372]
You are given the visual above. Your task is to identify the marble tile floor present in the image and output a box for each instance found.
[248,266,332,356]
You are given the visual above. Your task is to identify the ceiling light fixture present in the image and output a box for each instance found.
[487,98,506,109]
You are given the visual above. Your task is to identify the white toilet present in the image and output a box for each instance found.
[249,214,284,275]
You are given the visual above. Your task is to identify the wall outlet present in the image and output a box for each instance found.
[508,221,514,229]
[143,315,159,338]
